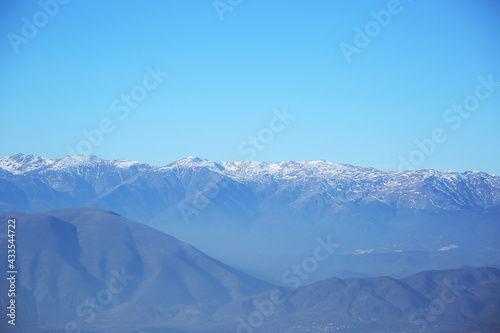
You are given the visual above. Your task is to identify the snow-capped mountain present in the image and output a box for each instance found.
[1,154,499,282]
[1,153,499,211]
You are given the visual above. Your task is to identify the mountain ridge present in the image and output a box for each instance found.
[1,153,499,211]
[1,154,499,283]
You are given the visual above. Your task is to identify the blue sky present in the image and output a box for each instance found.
[1,0,499,174]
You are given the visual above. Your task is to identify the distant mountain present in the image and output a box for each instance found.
[1,154,499,212]
[239,266,500,332]
[1,154,499,281]
[0,207,271,333]
[0,208,498,332]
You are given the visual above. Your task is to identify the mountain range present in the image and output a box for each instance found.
[1,154,499,282]
[0,208,499,333]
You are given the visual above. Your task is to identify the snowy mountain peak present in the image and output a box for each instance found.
[163,157,370,180]
[0,154,153,176]
[173,156,209,165]
[0,154,496,181]
[57,155,103,167]
[0,153,55,175]
[0,153,499,212]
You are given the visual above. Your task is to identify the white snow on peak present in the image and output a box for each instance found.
[0,154,497,194]
[47,155,123,173]
[1,154,499,210]
[0,154,56,175]
[0,154,146,174]
[114,160,143,169]
[56,155,102,167]
[175,156,209,165]
[207,159,371,182]
[52,155,147,171]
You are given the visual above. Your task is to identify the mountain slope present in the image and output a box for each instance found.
[0,207,271,332]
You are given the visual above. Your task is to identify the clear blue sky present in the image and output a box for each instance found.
[1,0,499,175]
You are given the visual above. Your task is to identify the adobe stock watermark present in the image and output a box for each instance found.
[7,0,71,54]
[236,235,339,333]
[213,0,244,21]
[339,0,408,64]
[398,74,499,171]
[65,267,135,333]
[65,64,168,156]
[237,107,296,161]
[407,277,467,332]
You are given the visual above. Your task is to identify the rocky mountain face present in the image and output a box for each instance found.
[1,154,499,282]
